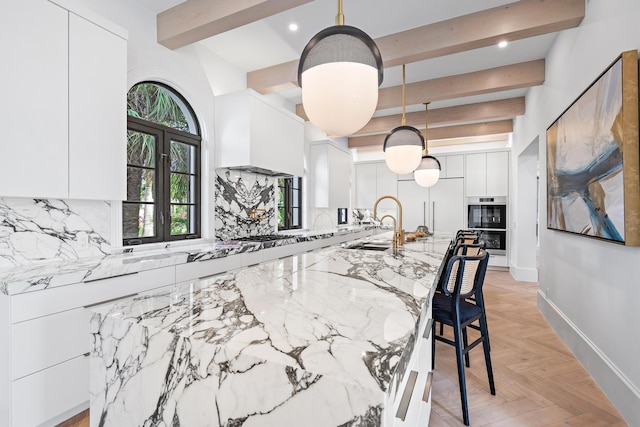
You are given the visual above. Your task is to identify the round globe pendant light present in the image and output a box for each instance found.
[414,102,441,187]
[298,0,383,137]
[383,64,425,174]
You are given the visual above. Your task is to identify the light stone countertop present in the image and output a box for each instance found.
[89,234,449,426]
[0,226,380,295]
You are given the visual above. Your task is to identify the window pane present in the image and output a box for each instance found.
[170,140,196,173]
[170,204,196,235]
[170,173,196,204]
[278,207,285,228]
[292,208,300,227]
[127,167,155,202]
[277,185,285,207]
[122,203,155,239]
[291,189,300,208]
[127,83,194,133]
[127,130,155,167]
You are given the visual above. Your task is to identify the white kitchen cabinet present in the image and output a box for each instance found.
[2,266,176,426]
[0,0,69,199]
[12,355,89,427]
[355,162,398,213]
[465,151,509,197]
[430,178,464,235]
[443,154,464,178]
[68,13,127,200]
[215,89,304,177]
[397,180,430,232]
[486,151,509,196]
[308,142,351,208]
[398,178,463,235]
[0,0,127,200]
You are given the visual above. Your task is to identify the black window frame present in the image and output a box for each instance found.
[123,116,202,246]
[278,176,302,231]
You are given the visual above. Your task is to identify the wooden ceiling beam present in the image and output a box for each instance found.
[295,60,542,118]
[248,0,583,93]
[347,120,514,149]
[158,0,314,50]
[351,97,525,136]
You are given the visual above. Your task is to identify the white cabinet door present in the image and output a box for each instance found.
[486,151,509,196]
[465,153,486,196]
[445,155,464,178]
[397,180,429,232]
[0,0,69,198]
[376,163,397,198]
[430,178,464,235]
[308,143,351,208]
[355,163,377,208]
[68,13,127,200]
[330,145,351,207]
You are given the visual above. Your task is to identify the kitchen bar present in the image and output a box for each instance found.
[89,234,448,426]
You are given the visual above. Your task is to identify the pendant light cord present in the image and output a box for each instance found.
[336,0,344,25]
[402,64,407,126]
[424,102,429,155]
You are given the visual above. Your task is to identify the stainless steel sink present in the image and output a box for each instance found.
[347,243,392,251]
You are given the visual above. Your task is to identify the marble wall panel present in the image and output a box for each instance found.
[0,198,111,269]
[215,169,277,240]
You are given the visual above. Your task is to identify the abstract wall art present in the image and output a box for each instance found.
[546,50,640,245]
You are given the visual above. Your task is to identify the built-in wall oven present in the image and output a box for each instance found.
[467,197,507,256]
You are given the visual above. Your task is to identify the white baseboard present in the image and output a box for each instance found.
[508,265,538,282]
[537,291,640,426]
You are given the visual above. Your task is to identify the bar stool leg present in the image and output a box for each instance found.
[453,320,470,425]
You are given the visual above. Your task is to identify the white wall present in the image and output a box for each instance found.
[512,0,640,423]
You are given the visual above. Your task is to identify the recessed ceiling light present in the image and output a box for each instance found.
[289,23,298,32]
[498,40,508,48]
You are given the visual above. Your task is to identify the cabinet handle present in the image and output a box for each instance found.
[395,370,418,421]
[83,293,138,309]
[423,318,433,340]
[83,271,139,284]
[83,352,90,358]
[422,372,434,403]
[432,201,436,232]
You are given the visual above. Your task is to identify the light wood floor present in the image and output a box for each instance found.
[58,271,625,427]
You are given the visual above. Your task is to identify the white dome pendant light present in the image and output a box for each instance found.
[383,64,425,174]
[298,0,383,137]
[414,102,441,187]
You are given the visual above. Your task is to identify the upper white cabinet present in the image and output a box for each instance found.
[68,14,127,200]
[465,151,509,197]
[397,154,463,180]
[308,142,351,208]
[0,0,127,200]
[215,89,304,177]
[355,162,397,210]
[1,0,69,199]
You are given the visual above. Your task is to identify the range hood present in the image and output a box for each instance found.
[214,89,304,177]
[223,165,292,177]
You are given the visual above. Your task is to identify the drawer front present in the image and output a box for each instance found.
[12,308,91,380]
[11,266,175,323]
[12,355,89,427]
[241,251,263,267]
[175,255,241,282]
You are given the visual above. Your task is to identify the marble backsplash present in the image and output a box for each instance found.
[215,169,277,240]
[0,198,111,270]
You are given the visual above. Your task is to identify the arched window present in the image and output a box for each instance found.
[123,82,201,245]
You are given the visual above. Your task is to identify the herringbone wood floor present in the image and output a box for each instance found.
[429,270,626,426]
[58,271,625,427]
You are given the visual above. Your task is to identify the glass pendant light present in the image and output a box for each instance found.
[383,64,425,174]
[298,0,383,137]
[414,102,441,187]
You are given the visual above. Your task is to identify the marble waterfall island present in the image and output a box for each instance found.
[90,237,448,426]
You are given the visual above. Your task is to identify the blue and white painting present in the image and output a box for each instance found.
[547,57,625,242]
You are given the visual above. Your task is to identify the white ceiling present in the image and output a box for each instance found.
[139,0,562,146]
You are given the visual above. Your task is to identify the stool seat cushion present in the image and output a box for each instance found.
[433,293,483,324]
